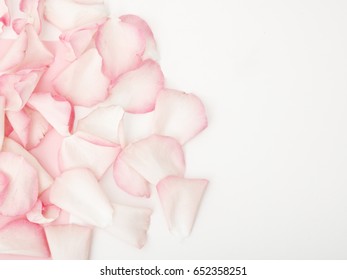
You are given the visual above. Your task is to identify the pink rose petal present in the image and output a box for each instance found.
[0,152,38,216]
[0,0,9,32]
[44,0,107,30]
[0,96,5,149]
[96,18,145,81]
[0,219,50,257]
[26,199,60,224]
[0,172,9,206]
[17,0,44,33]
[53,48,109,107]
[28,92,74,136]
[50,168,113,227]
[157,176,208,238]
[104,59,164,113]
[2,138,53,193]
[76,105,124,144]
[105,204,152,248]
[154,89,208,144]
[44,224,92,260]
[114,135,185,192]
[60,131,121,179]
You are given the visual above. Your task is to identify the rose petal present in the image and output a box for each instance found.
[26,199,60,224]
[44,0,107,30]
[0,96,5,149]
[0,0,9,31]
[113,156,150,197]
[0,70,41,111]
[0,172,9,206]
[28,92,73,136]
[104,60,164,113]
[18,0,44,33]
[0,219,50,257]
[104,204,152,248]
[60,132,120,179]
[0,152,38,216]
[96,18,145,81]
[50,168,113,227]
[73,0,103,3]
[24,107,50,149]
[120,15,158,61]
[44,224,92,260]
[53,48,109,107]
[76,105,124,144]
[157,176,208,238]
[29,128,63,178]
[2,138,53,193]
[154,89,208,144]
[6,110,30,147]
[116,135,185,187]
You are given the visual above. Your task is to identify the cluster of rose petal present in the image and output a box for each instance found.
[0,0,208,259]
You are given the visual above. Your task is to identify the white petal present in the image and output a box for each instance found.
[104,204,152,248]
[60,132,120,179]
[44,224,92,260]
[26,200,60,224]
[154,89,208,144]
[77,105,124,144]
[53,48,109,107]
[119,135,185,185]
[157,176,208,238]
[50,168,113,227]
[44,0,107,30]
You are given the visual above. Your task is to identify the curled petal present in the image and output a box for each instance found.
[0,152,38,216]
[0,219,50,257]
[18,0,44,33]
[120,15,158,61]
[154,89,208,144]
[44,224,92,260]
[2,138,53,193]
[157,176,208,238]
[50,168,113,227]
[0,0,9,31]
[29,129,63,178]
[24,107,50,149]
[116,135,185,187]
[77,105,124,144]
[104,60,164,113]
[53,48,109,107]
[113,156,150,198]
[28,92,73,136]
[96,18,145,81]
[44,0,107,30]
[105,204,152,248]
[26,200,60,224]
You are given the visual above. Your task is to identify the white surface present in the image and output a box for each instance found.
[91,0,347,259]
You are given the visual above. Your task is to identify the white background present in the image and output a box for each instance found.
[91,0,347,259]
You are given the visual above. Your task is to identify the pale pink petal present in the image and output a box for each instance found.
[96,18,145,81]
[0,152,38,216]
[50,168,113,227]
[117,135,185,186]
[0,70,41,111]
[24,107,50,149]
[29,129,63,178]
[154,89,208,144]
[73,0,103,3]
[2,138,53,193]
[157,176,208,237]
[0,96,5,149]
[0,0,10,31]
[44,224,92,260]
[120,15,158,61]
[53,48,109,107]
[77,105,124,144]
[60,132,120,179]
[28,92,73,136]
[60,19,106,57]
[0,219,50,257]
[19,0,44,33]
[104,60,164,113]
[26,199,60,224]
[0,172,9,206]
[44,0,107,30]
[0,32,26,72]
[6,110,30,147]
[113,156,150,197]
[105,204,152,248]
